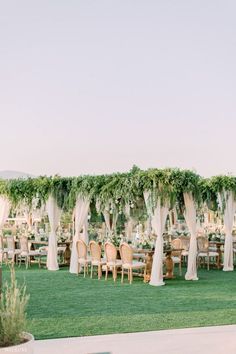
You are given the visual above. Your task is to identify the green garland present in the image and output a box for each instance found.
[1,168,235,214]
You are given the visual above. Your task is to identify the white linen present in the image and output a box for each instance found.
[69,196,90,274]
[184,193,198,281]
[46,196,62,271]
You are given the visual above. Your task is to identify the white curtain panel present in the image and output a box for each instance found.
[125,218,135,241]
[184,192,198,281]
[219,191,236,271]
[103,204,111,235]
[144,191,169,286]
[69,196,90,274]
[81,217,89,244]
[46,196,62,271]
[124,203,135,241]
[102,204,118,236]
[0,196,10,229]
[150,199,169,286]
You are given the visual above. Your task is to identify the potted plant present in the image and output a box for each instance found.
[0,265,34,353]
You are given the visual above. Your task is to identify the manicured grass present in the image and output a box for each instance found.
[2,264,236,339]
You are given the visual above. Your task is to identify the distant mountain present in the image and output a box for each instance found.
[0,170,34,180]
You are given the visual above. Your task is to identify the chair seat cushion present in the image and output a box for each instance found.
[123,261,145,269]
[133,253,146,259]
[20,250,41,257]
[198,252,207,257]
[172,256,181,263]
[39,250,48,256]
[78,258,91,264]
[107,260,122,267]
[181,250,189,256]
[209,251,219,257]
[8,249,21,255]
[198,252,219,257]
[29,250,41,256]
[91,258,106,266]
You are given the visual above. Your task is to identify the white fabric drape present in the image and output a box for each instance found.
[103,207,111,235]
[0,196,10,229]
[125,218,135,241]
[124,203,135,241]
[81,217,89,244]
[150,199,169,286]
[184,193,198,281]
[219,191,236,271]
[103,204,118,237]
[46,196,62,271]
[69,196,90,274]
[144,191,169,286]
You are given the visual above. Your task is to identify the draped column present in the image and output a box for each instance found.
[46,196,62,271]
[150,200,169,286]
[69,196,90,274]
[184,192,198,281]
[219,191,236,271]
[0,196,10,229]
[0,197,10,264]
[144,191,169,286]
[124,204,135,241]
[103,205,112,236]
[102,204,118,237]
[81,217,89,244]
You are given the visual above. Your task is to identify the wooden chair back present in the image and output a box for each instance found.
[120,242,133,264]
[77,240,87,259]
[105,242,117,262]
[6,236,15,251]
[197,236,209,252]
[171,238,182,257]
[171,238,181,249]
[19,236,29,253]
[89,241,102,261]
[180,236,190,251]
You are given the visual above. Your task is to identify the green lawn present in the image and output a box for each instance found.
[2,265,236,339]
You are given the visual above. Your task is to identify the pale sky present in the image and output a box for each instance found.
[0,0,236,177]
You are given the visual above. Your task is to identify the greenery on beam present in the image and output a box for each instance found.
[0,167,220,215]
[200,175,236,211]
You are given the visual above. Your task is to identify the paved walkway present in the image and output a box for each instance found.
[34,325,236,354]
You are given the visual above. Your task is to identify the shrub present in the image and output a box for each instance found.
[0,266,29,347]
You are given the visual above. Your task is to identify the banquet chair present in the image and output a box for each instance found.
[197,236,219,270]
[104,242,122,282]
[179,236,190,259]
[0,235,8,265]
[19,236,46,268]
[76,240,91,277]
[6,236,21,265]
[171,238,182,275]
[120,242,146,284]
[89,241,106,279]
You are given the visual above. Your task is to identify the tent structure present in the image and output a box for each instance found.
[0,169,236,285]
